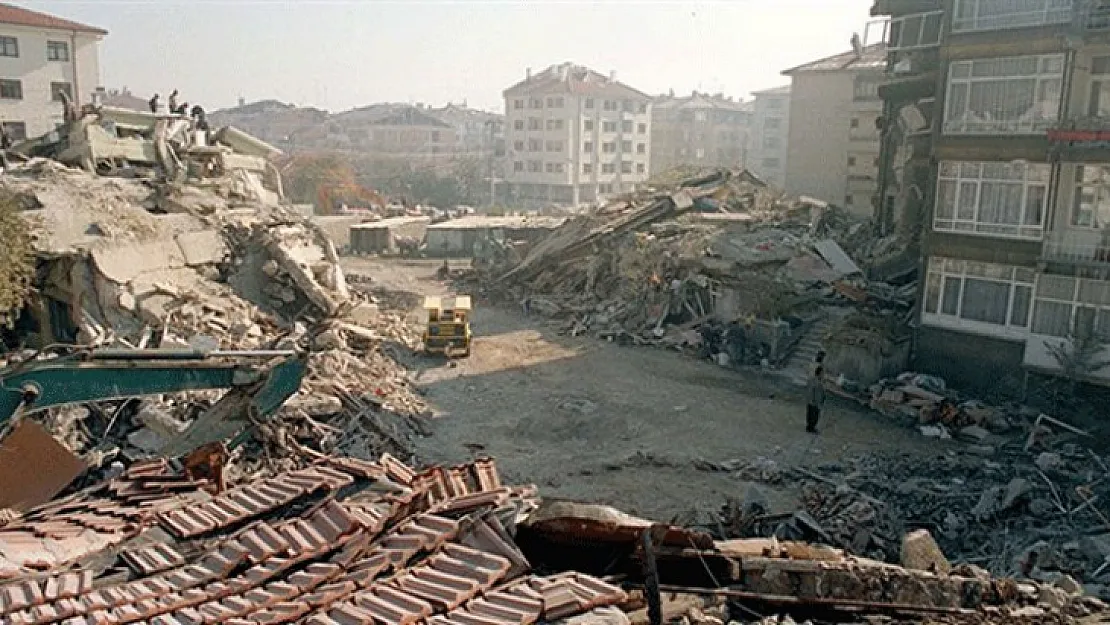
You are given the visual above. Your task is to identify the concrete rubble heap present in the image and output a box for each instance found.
[0,453,1103,624]
[0,108,427,476]
[469,169,910,369]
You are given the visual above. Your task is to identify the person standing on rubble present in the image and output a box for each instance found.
[190,104,209,131]
[148,93,159,113]
[806,366,826,434]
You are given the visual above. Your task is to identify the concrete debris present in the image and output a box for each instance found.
[458,169,913,371]
[0,122,426,478]
[0,452,1102,624]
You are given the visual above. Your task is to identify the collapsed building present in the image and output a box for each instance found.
[467,169,912,384]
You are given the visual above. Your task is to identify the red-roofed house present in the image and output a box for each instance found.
[0,2,106,139]
[503,62,653,206]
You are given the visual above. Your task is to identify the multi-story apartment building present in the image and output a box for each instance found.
[0,3,105,139]
[649,91,751,174]
[783,45,886,216]
[748,86,792,188]
[872,0,1110,389]
[503,63,653,206]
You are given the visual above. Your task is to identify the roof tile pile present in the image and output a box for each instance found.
[0,454,629,625]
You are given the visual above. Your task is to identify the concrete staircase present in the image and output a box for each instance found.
[781,315,837,385]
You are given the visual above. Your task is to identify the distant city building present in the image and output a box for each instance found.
[502,62,653,206]
[208,99,329,147]
[782,44,885,215]
[649,91,751,175]
[748,85,791,188]
[96,87,147,112]
[0,2,106,139]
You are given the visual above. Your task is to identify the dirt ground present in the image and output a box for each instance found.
[341,257,951,521]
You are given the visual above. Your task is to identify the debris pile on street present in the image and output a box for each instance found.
[0,452,1104,624]
[464,169,913,371]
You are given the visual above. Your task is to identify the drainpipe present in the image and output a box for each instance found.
[70,31,80,106]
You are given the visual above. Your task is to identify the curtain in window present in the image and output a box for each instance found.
[979,182,1023,225]
[961,278,1011,324]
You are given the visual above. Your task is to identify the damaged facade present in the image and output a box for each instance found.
[649,92,752,174]
[872,0,1110,389]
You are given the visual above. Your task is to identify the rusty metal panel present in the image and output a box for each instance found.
[0,420,86,511]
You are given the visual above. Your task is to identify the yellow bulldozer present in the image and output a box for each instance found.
[422,295,472,357]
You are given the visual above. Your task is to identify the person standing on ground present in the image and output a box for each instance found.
[806,366,826,433]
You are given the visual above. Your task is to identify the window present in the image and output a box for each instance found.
[0,36,17,58]
[544,162,565,173]
[694,111,708,122]
[50,82,72,103]
[854,76,882,100]
[621,120,633,133]
[46,41,69,62]
[762,136,781,149]
[766,98,783,110]
[546,97,564,108]
[850,118,860,129]
[514,161,524,172]
[585,98,595,109]
[944,54,1064,135]
[546,140,563,152]
[636,163,646,174]
[546,119,564,131]
[583,120,594,131]
[529,98,543,109]
[430,130,441,142]
[845,195,855,206]
[583,141,594,153]
[602,163,615,174]
[638,103,648,113]
[952,0,1072,33]
[530,118,544,130]
[528,160,543,172]
[528,139,542,152]
[1072,165,1110,228]
[636,143,646,154]
[765,118,782,130]
[762,157,781,169]
[1089,56,1110,117]
[602,121,617,133]
[622,100,634,112]
[1031,275,1110,340]
[934,161,1049,239]
[922,257,1035,337]
[514,99,524,110]
[621,140,632,152]
[0,80,22,100]
[888,11,943,50]
[847,156,858,167]
[583,163,593,174]
[513,120,524,131]
[603,100,617,111]
[637,123,647,134]
[2,121,25,141]
[621,161,632,174]
[513,140,524,151]
[602,142,616,153]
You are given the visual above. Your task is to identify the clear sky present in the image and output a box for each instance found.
[21,0,878,113]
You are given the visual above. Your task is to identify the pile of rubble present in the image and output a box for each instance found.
[466,169,912,370]
[0,110,428,480]
[0,452,1103,624]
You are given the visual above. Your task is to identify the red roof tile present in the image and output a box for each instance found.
[0,4,106,35]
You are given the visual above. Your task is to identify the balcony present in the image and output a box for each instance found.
[1047,117,1110,157]
[1043,229,1110,266]
[951,0,1073,34]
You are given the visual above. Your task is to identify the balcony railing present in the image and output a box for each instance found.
[1043,230,1110,265]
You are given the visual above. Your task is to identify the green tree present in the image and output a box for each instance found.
[0,194,36,328]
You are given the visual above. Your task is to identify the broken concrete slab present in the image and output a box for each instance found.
[174,229,228,266]
[900,529,950,574]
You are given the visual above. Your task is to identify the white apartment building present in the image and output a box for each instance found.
[782,45,886,216]
[0,3,105,140]
[503,63,652,206]
[748,85,791,188]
